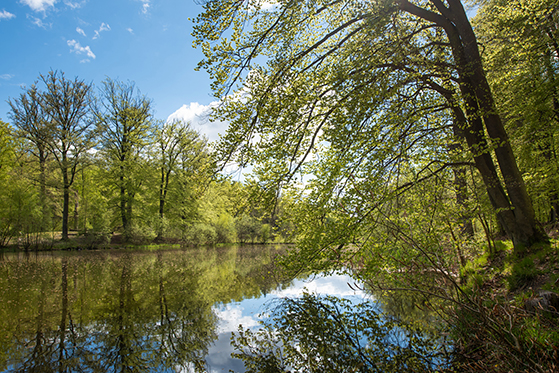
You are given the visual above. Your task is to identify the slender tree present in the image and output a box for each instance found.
[8,84,52,228]
[11,71,96,240]
[95,78,153,234]
[155,119,201,220]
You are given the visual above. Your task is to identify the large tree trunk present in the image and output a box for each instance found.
[402,0,549,252]
[451,1,548,250]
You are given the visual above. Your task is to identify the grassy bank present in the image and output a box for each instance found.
[451,240,559,372]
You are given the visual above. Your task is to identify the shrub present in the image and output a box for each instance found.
[260,224,271,243]
[183,223,217,245]
[124,221,157,245]
[214,214,236,243]
[236,215,261,244]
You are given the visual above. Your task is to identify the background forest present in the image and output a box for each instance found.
[0,73,293,249]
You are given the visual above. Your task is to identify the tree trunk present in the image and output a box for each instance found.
[39,146,49,232]
[159,168,165,219]
[426,0,549,251]
[120,181,128,231]
[73,190,79,231]
[62,168,70,241]
[450,122,474,237]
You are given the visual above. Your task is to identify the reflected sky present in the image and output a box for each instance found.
[207,273,370,372]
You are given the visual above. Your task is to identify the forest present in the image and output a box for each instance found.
[0,73,294,249]
[1,0,559,371]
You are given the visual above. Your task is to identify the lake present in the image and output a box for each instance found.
[0,245,377,372]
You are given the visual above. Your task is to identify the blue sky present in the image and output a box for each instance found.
[0,0,227,141]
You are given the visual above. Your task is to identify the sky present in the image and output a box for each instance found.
[0,0,227,141]
[207,272,370,372]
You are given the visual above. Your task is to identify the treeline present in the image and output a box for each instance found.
[0,71,293,249]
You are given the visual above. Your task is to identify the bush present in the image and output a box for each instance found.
[183,223,217,245]
[452,296,558,372]
[214,214,236,243]
[82,232,110,248]
[236,215,261,244]
[260,224,271,243]
[124,221,157,245]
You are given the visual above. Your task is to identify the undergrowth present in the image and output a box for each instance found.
[452,240,559,372]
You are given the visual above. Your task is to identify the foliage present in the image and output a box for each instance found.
[124,220,157,245]
[214,213,237,243]
[508,257,538,290]
[95,77,154,234]
[451,295,559,373]
[236,215,261,244]
[474,0,559,224]
[259,223,271,244]
[9,70,95,240]
[183,223,218,245]
[231,292,451,372]
[194,0,548,254]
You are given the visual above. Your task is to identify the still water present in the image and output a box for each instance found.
[0,245,370,372]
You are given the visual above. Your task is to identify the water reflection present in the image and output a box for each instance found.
[0,245,291,372]
[204,273,368,372]
[0,247,440,372]
[230,292,450,373]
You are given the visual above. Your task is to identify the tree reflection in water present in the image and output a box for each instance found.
[232,293,452,373]
[1,250,224,372]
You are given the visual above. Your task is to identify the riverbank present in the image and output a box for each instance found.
[0,231,292,252]
[450,240,559,372]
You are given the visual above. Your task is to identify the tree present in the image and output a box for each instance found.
[155,120,207,218]
[8,83,53,229]
[95,78,153,235]
[474,0,559,224]
[153,119,214,239]
[10,71,95,240]
[0,120,17,246]
[193,0,548,255]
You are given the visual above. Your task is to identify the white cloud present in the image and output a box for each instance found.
[92,22,110,39]
[20,0,57,12]
[27,15,50,28]
[272,273,368,299]
[0,10,16,20]
[64,0,84,9]
[261,0,279,11]
[126,27,134,34]
[76,26,86,36]
[214,303,260,334]
[0,74,14,80]
[67,39,95,59]
[167,102,229,143]
[137,0,150,14]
